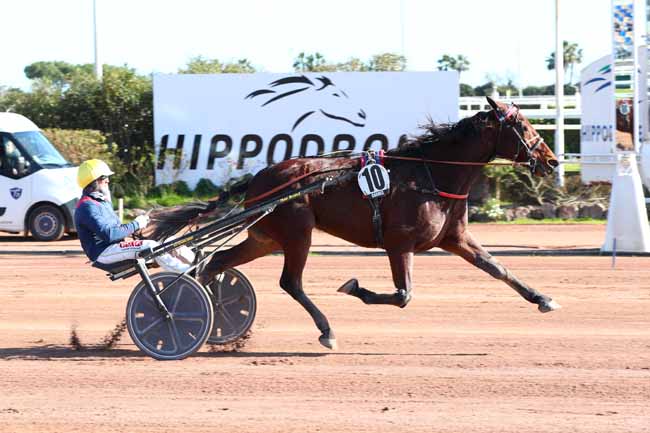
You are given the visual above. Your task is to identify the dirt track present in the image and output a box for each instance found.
[1,225,649,433]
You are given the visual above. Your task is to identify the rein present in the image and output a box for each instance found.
[243,152,529,206]
[381,154,529,167]
[243,167,350,205]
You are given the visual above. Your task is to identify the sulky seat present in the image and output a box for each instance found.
[92,259,141,280]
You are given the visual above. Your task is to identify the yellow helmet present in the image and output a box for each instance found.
[77,159,114,188]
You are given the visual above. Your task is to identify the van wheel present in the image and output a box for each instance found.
[29,205,65,241]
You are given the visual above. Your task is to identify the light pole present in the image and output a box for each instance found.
[555,0,565,187]
[93,0,102,80]
[399,0,406,58]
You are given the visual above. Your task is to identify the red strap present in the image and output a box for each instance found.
[437,191,469,200]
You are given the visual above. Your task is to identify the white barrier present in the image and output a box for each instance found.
[601,152,650,252]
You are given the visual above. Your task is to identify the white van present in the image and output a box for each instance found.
[0,113,80,241]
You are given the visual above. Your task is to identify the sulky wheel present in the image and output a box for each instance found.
[126,272,214,360]
[206,268,257,345]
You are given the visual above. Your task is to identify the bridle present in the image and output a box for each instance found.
[493,103,545,173]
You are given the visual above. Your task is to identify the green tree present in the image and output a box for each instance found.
[459,83,475,96]
[336,57,369,72]
[473,81,496,97]
[3,61,155,194]
[0,81,64,126]
[179,56,256,74]
[522,84,577,96]
[366,53,406,71]
[437,54,470,79]
[497,79,519,97]
[292,52,337,72]
[23,61,94,86]
[546,41,583,84]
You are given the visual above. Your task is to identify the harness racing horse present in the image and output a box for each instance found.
[146,97,562,350]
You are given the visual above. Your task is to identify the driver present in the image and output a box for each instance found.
[74,159,193,273]
[0,137,21,175]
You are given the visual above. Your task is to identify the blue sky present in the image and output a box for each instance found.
[2,0,614,90]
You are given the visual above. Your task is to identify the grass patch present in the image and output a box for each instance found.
[563,163,580,174]
[487,218,606,225]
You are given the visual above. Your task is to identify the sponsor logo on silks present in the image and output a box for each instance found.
[245,75,367,131]
[9,187,22,200]
[119,240,143,249]
[583,64,612,94]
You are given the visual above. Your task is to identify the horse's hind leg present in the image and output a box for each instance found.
[338,250,413,308]
[279,230,338,350]
[440,231,561,313]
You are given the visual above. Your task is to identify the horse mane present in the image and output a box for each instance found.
[389,112,490,157]
[246,74,336,101]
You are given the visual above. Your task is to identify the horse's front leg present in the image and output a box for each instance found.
[440,231,561,313]
[338,250,413,308]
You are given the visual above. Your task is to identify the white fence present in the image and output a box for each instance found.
[459,94,581,131]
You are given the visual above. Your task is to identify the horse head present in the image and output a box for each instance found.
[245,75,366,131]
[486,96,559,176]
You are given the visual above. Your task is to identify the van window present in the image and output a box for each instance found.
[13,131,70,167]
[0,134,29,178]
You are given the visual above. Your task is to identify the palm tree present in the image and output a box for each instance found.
[293,52,331,72]
[437,54,470,79]
[546,41,583,84]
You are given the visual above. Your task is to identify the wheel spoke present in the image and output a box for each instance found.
[219,293,246,306]
[173,312,208,320]
[170,284,185,314]
[169,321,182,350]
[212,273,225,302]
[218,308,237,330]
[139,317,165,337]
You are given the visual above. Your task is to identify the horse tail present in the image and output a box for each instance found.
[145,177,252,241]
[205,176,251,212]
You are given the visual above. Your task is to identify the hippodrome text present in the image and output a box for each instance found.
[156,133,408,170]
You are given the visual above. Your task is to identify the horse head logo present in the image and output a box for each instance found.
[245,75,367,131]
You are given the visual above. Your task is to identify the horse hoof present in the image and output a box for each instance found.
[319,335,338,350]
[538,299,562,313]
[338,278,359,295]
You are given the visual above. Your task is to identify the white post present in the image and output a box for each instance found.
[555,0,565,187]
[118,198,124,223]
[93,0,102,80]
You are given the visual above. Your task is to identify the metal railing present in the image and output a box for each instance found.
[459,95,581,121]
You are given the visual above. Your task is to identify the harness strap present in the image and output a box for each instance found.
[504,104,518,120]
[437,191,469,200]
[421,159,470,200]
[368,197,384,247]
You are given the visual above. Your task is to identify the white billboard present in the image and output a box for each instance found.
[153,72,458,188]
[580,55,616,182]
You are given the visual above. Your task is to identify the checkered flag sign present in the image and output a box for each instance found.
[613,1,634,59]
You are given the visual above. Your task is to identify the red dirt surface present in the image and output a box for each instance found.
[1,225,649,433]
